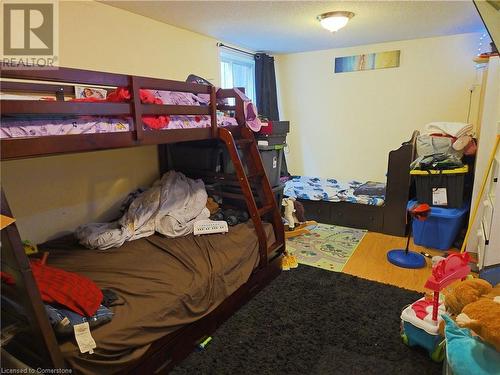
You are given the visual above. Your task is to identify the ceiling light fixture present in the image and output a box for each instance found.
[317,11,355,33]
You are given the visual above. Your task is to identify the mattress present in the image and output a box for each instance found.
[0,88,238,138]
[39,222,274,375]
[284,176,385,206]
[0,117,131,138]
[0,112,237,138]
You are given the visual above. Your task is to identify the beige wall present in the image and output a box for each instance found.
[1,1,220,243]
[276,33,480,182]
[475,0,500,47]
[467,56,500,254]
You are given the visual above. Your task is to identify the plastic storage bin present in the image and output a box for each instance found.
[257,120,290,146]
[222,144,285,187]
[258,144,284,187]
[408,200,469,250]
[410,166,468,208]
[259,120,290,135]
[257,134,287,146]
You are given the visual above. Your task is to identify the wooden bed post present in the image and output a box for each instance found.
[130,76,144,142]
[210,86,218,138]
[1,189,65,369]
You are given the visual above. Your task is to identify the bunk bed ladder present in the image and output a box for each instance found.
[218,127,285,268]
[0,189,65,369]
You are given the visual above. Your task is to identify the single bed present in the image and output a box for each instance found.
[284,131,419,236]
[31,222,274,375]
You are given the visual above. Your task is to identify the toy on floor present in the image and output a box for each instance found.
[282,197,305,230]
[284,221,318,239]
[400,253,471,361]
[281,197,311,270]
[196,336,213,351]
[23,240,38,255]
[387,202,430,269]
[281,197,316,237]
[281,251,298,271]
[441,278,500,352]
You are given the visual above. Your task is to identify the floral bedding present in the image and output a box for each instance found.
[0,88,238,138]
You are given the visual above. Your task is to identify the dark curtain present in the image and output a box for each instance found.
[255,53,279,121]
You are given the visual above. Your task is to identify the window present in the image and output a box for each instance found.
[220,49,256,103]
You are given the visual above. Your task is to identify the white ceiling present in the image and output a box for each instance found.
[105,1,486,54]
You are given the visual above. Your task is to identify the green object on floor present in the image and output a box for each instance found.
[286,223,366,272]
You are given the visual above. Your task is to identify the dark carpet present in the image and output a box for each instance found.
[171,265,442,375]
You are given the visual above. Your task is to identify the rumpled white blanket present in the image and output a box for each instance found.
[75,171,210,250]
[425,122,473,138]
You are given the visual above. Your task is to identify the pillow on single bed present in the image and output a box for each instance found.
[353,181,386,197]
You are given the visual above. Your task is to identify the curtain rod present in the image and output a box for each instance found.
[217,42,256,57]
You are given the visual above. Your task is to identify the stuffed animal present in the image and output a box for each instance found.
[206,197,220,215]
[457,283,500,351]
[444,278,492,316]
[442,278,500,352]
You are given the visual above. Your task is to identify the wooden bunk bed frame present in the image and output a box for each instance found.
[0,63,285,373]
[297,131,419,237]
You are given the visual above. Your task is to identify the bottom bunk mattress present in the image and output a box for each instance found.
[40,221,274,374]
[284,176,385,206]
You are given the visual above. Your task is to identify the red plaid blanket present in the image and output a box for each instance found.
[30,260,102,316]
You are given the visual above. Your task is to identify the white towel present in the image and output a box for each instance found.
[425,122,473,138]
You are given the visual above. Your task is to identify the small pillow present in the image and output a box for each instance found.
[353,181,386,197]
[443,315,500,375]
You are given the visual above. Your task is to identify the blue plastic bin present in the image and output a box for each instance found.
[408,200,469,250]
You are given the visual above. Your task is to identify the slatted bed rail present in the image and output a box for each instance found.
[0,63,239,160]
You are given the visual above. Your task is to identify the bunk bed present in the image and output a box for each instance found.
[0,63,285,374]
[284,131,419,236]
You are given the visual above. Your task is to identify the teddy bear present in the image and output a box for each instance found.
[456,283,500,352]
[443,278,492,316]
[442,278,500,352]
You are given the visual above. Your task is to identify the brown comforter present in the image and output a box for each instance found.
[43,222,273,374]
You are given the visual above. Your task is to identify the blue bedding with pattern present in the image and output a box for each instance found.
[284,176,385,206]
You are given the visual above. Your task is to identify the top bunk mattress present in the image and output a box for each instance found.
[0,112,237,138]
[38,221,274,375]
[0,89,238,138]
[284,176,385,206]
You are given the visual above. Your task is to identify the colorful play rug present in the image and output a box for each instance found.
[285,223,366,272]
